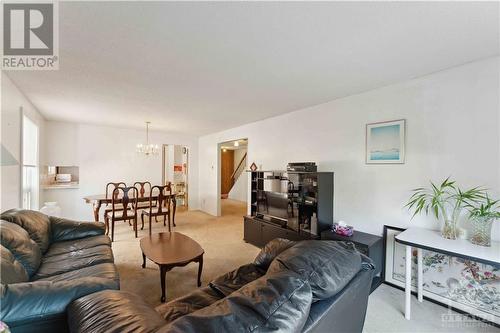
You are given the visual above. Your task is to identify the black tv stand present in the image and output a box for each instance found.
[243,215,316,247]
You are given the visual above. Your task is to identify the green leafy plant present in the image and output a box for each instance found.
[468,194,500,246]
[405,177,485,239]
[468,195,500,220]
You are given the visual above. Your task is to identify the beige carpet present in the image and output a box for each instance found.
[111,199,258,306]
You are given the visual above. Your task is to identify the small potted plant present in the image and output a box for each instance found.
[405,178,484,240]
[467,195,500,247]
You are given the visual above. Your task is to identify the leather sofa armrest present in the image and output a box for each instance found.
[50,217,105,242]
[0,277,118,328]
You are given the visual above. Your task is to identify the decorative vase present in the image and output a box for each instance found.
[441,219,458,240]
[469,216,494,247]
[40,202,62,217]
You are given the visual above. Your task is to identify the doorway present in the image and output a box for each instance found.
[218,138,248,216]
[162,144,189,208]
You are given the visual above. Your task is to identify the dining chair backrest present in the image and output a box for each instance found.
[134,181,152,198]
[111,186,138,220]
[148,184,172,216]
[106,182,126,200]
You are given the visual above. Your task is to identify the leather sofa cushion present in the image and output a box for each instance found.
[44,235,111,257]
[159,270,312,333]
[253,238,296,270]
[0,220,42,277]
[208,263,266,297]
[156,286,223,323]
[1,245,29,284]
[267,240,362,301]
[1,277,119,328]
[33,245,114,280]
[49,216,105,243]
[67,290,165,333]
[36,263,119,285]
[1,209,51,253]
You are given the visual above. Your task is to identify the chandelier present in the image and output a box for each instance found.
[136,121,159,156]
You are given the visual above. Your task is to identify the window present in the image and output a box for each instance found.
[22,115,39,209]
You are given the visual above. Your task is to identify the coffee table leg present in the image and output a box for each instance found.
[142,253,146,268]
[197,255,203,287]
[160,265,168,303]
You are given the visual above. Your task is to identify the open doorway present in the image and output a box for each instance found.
[218,139,248,216]
[162,144,189,208]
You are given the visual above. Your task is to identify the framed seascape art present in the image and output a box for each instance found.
[366,119,405,164]
[383,225,500,325]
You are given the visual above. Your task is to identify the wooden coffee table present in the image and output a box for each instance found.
[140,232,204,302]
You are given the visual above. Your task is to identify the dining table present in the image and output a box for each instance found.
[83,192,177,226]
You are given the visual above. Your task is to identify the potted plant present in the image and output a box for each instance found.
[467,195,500,247]
[405,178,484,240]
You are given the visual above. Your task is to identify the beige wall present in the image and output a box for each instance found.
[43,121,199,220]
[198,57,500,240]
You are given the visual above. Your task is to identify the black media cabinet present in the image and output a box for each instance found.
[244,215,315,248]
[246,170,334,244]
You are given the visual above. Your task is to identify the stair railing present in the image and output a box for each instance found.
[229,152,247,193]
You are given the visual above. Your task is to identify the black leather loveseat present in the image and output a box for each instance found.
[0,209,119,333]
[68,239,374,333]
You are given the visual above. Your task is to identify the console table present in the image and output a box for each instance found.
[395,227,500,320]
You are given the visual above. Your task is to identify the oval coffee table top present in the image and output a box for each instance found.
[140,232,204,265]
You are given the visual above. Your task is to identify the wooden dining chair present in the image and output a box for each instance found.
[104,186,138,241]
[140,184,172,235]
[105,182,126,200]
[164,181,177,227]
[134,181,152,198]
[104,181,128,224]
[134,181,155,209]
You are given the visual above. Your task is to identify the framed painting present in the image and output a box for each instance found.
[366,119,406,164]
[383,225,500,325]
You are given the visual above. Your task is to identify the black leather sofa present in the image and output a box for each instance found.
[68,239,374,333]
[0,209,119,333]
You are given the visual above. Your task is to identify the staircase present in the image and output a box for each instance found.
[221,152,247,199]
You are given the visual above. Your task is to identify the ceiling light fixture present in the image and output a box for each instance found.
[136,121,159,156]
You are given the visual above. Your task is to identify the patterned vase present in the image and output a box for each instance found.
[469,216,494,247]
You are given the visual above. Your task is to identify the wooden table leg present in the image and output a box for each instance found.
[405,245,412,320]
[197,254,203,287]
[93,201,102,222]
[142,252,146,268]
[160,265,168,303]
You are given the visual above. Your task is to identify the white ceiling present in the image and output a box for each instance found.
[6,1,499,136]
